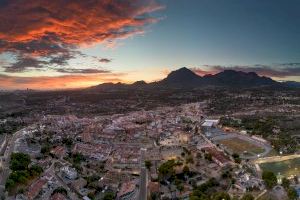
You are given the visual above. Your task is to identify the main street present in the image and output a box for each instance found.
[138,148,148,200]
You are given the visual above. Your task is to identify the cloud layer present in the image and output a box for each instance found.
[0,0,163,72]
[192,63,300,78]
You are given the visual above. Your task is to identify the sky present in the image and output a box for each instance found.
[0,0,299,90]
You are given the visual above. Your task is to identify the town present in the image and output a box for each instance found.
[0,99,299,200]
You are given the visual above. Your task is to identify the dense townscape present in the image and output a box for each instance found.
[0,75,300,200]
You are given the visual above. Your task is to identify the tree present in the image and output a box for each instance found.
[158,160,176,180]
[62,137,73,147]
[145,160,152,170]
[102,192,115,200]
[10,153,31,171]
[232,153,241,164]
[287,187,297,200]
[72,152,84,164]
[190,178,219,199]
[150,192,159,200]
[262,171,277,188]
[186,155,194,164]
[5,179,15,190]
[221,171,231,179]
[183,165,190,174]
[241,193,254,200]
[41,145,51,155]
[212,191,231,200]
[29,164,43,176]
[52,187,67,195]
[177,184,184,192]
[204,153,212,161]
[282,177,290,189]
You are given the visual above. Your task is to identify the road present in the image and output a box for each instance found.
[138,148,148,200]
[0,128,25,186]
[255,154,300,164]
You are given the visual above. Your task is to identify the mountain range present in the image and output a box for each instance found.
[89,67,298,91]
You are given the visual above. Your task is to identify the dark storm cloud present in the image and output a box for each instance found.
[55,68,111,74]
[99,58,112,63]
[4,56,48,73]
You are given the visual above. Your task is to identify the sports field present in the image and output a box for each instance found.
[259,158,300,178]
[218,137,265,155]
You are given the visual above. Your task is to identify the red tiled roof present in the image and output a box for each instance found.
[27,179,47,200]
[51,192,67,200]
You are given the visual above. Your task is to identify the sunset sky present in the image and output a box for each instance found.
[0,0,299,90]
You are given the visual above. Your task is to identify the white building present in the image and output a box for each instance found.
[61,166,77,180]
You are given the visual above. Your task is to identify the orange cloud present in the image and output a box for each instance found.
[0,0,163,45]
[0,0,164,72]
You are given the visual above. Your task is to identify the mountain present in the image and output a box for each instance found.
[201,70,277,87]
[157,68,278,88]
[159,67,202,87]
[88,67,285,91]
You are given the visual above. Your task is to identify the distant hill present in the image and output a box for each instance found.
[201,70,277,87]
[282,81,300,88]
[88,67,295,91]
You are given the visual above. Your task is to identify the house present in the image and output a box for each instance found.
[71,177,87,192]
[27,178,47,200]
[203,147,231,167]
[50,146,66,159]
[50,192,67,200]
[117,180,138,200]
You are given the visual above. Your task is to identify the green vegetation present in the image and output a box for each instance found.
[190,178,223,199]
[52,187,67,195]
[211,192,231,200]
[72,152,85,164]
[41,144,51,155]
[221,116,298,153]
[5,153,43,191]
[185,155,194,164]
[259,158,300,178]
[158,159,182,180]
[102,192,115,200]
[287,187,298,200]
[204,153,212,161]
[262,171,277,188]
[241,193,254,200]
[282,177,290,189]
[183,165,190,175]
[145,160,152,169]
[85,175,101,190]
[232,153,241,164]
[221,170,232,179]
[10,153,30,171]
[0,120,25,134]
[62,137,73,147]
